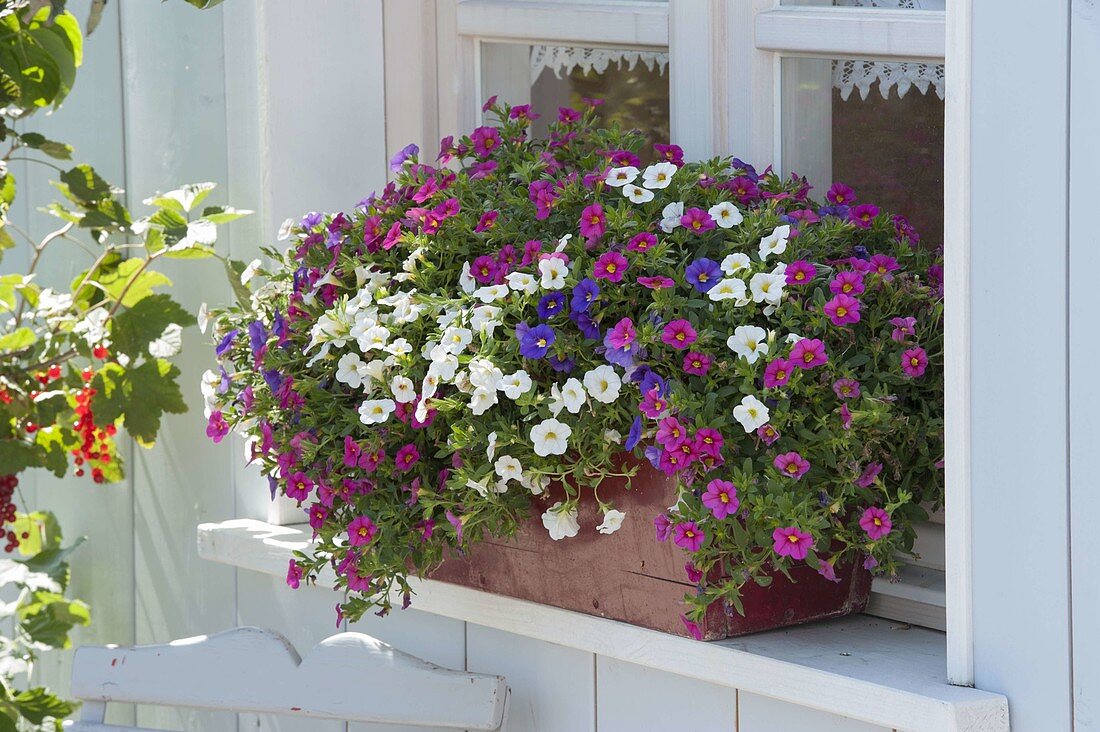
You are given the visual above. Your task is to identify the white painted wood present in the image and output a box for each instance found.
[669,0,718,160]
[456,0,669,47]
[466,624,595,732]
[755,7,946,61]
[595,656,736,731]
[722,0,780,167]
[965,0,1072,726]
[1070,0,1100,727]
[385,0,440,171]
[68,627,507,730]
[779,55,832,192]
[868,567,946,632]
[479,42,532,115]
[739,692,889,732]
[197,520,1008,731]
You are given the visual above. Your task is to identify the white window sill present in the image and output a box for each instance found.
[197,519,1007,732]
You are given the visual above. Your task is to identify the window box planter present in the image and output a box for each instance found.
[431,462,871,640]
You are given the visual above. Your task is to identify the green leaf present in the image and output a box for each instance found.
[163,243,216,259]
[91,359,187,444]
[17,590,90,648]
[184,0,227,8]
[144,182,215,213]
[224,258,253,310]
[16,537,84,590]
[0,327,36,352]
[0,440,38,475]
[59,164,111,204]
[19,132,72,160]
[200,205,252,224]
[33,425,70,478]
[110,293,196,358]
[99,258,172,308]
[0,172,15,207]
[12,687,76,725]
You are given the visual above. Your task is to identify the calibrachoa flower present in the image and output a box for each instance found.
[764,358,793,388]
[772,526,813,560]
[890,316,917,342]
[774,451,811,480]
[542,502,580,540]
[901,346,929,377]
[833,378,861,400]
[860,507,893,540]
[579,202,607,240]
[682,351,712,375]
[823,293,861,326]
[680,207,716,234]
[520,324,556,359]
[638,275,675,290]
[785,260,817,285]
[593,251,628,282]
[673,521,705,552]
[848,203,879,228]
[757,424,781,445]
[685,258,721,292]
[789,338,828,369]
[662,319,697,350]
[348,515,379,546]
[628,232,657,252]
[702,479,739,519]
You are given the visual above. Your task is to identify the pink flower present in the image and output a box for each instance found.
[593,251,628,281]
[628,232,657,252]
[361,449,384,473]
[286,560,302,589]
[654,514,673,542]
[693,428,724,458]
[607,317,636,349]
[860,506,893,540]
[446,510,465,544]
[848,204,879,228]
[757,424,780,445]
[772,526,813,560]
[832,378,861,400]
[785,260,817,286]
[683,351,712,375]
[474,210,499,232]
[840,403,852,430]
[348,515,378,546]
[662,319,697,350]
[639,388,669,419]
[827,182,856,205]
[685,562,704,584]
[829,271,865,297]
[856,461,883,488]
[870,253,900,280]
[638,275,675,290]
[818,560,841,583]
[790,338,828,369]
[579,202,607,240]
[823,294,861,326]
[774,451,810,480]
[673,521,706,552]
[206,411,229,443]
[890,316,917,342]
[901,346,928,377]
[394,443,420,472]
[655,417,686,449]
[863,554,879,571]
[702,479,739,519]
[680,615,704,641]
[763,358,793,389]
[659,449,688,476]
[285,471,313,502]
[680,207,716,233]
[469,126,501,157]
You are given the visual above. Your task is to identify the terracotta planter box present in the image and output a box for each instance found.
[431,461,871,640]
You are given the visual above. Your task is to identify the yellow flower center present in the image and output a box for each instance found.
[788,535,800,544]
[606,263,617,273]
[719,493,729,503]
[836,306,848,317]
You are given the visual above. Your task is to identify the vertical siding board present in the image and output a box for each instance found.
[737,692,890,732]
[968,0,1073,727]
[1070,0,1100,727]
[595,657,737,731]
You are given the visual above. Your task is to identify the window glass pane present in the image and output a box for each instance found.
[781,0,945,8]
[781,56,944,246]
[480,42,670,154]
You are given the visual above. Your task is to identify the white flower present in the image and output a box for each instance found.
[659,201,684,233]
[470,305,502,336]
[603,429,622,444]
[707,278,747,302]
[555,233,572,252]
[241,258,263,284]
[355,324,390,352]
[623,184,654,204]
[336,352,368,389]
[583,365,621,404]
[605,166,639,187]
[277,217,295,240]
[749,272,786,305]
[785,332,805,344]
[486,431,498,462]
[771,262,787,278]
[500,370,533,399]
[359,399,396,425]
[440,326,473,354]
[561,378,586,414]
[709,201,744,229]
[727,325,770,364]
[531,418,572,457]
[428,349,459,381]
[541,502,580,540]
[494,455,523,484]
[642,162,677,189]
[732,395,770,433]
[390,375,416,403]
[758,224,791,260]
[362,359,388,383]
[548,383,566,417]
[596,509,626,535]
[199,369,220,417]
[421,372,440,400]
[459,261,476,294]
[385,337,413,357]
[720,252,751,275]
[539,258,568,290]
[506,271,539,294]
[467,358,503,391]
[473,284,509,303]
[520,472,550,496]
[466,477,492,498]
[469,387,498,416]
[197,302,211,334]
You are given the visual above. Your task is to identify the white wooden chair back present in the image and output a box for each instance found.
[64,627,508,731]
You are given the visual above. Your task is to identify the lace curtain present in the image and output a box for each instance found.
[529,0,946,101]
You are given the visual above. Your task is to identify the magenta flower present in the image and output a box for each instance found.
[658,449,687,476]
[772,526,813,560]
[593,250,628,282]
[685,562,704,584]
[683,351,712,376]
[343,436,363,468]
[680,615,704,641]
[206,411,229,443]
[832,378,861,400]
[471,255,498,284]
[638,275,675,290]
[469,126,502,157]
[348,515,379,547]
[361,449,384,473]
[864,554,879,571]
[693,428,724,458]
[285,471,313,502]
[840,403,852,430]
[890,316,917,342]
[763,358,793,389]
[579,202,607,240]
[823,293,862,326]
[655,417,686,449]
[829,270,865,297]
[702,479,739,519]
[818,560,841,583]
[655,143,685,166]
[673,521,706,552]
[757,424,780,445]
[606,317,636,350]
[790,338,828,369]
[662,319,697,350]
[827,182,856,205]
[856,462,883,488]
[774,451,810,480]
[785,260,817,286]
[639,388,669,420]
[628,232,657,252]
[680,207,716,234]
[901,346,929,377]
[860,506,893,540]
[286,560,302,590]
[474,210,499,232]
[394,443,420,472]
[870,253,900,280]
[848,204,880,228]
[654,514,673,542]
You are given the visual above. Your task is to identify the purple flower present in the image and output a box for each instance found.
[833,378,861,400]
[206,411,229,443]
[348,515,379,546]
[605,317,636,350]
[625,416,643,450]
[785,260,817,286]
[684,258,721,293]
[579,202,607,240]
[661,319,697,350]
[286,560,302,589]
[860,507,893,540]
[763,358,793,388]
[394,444,420,472]
[285,471,313,502]
[870,253,900,280]
[548,354,576,373]
[685,562,704,584]
[475,210,499,232]
[593,251,628,282]
[654,143,684,166]
[827,182,856,205]
[680,207,716,234]
[856,462,883,488]
[818,560,841,583]
[702,479,739,519]
[790,338,828,369]
[471,255,498,284]
[343,436,363,468]
[774,451,811,480]
[638,275,675,290]
[901,346,929,377]
[628,232,657,253]
[215,329,239,358]
[654,514,672,542]
[655,417,686,449]
[538,292,567,319]
[673,521,705,552]
[829,270,866,297]
[757,424,780,445]
[571,278,600,313]
[682,351,712,376]
[470,126,502,157]
[840,403,853,430]
[520,323,556,359]
[823,293,862,326]
[848,204,880,228]
[890,316,917,342]
[639,388,669,419]
[681,615,703,641]
[570,311,601,340]
[389,143,419,172]
[558,106,581,124]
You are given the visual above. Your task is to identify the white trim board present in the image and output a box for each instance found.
[755,7,946,61]
[455,0,668,47]
[197,519,1007,732]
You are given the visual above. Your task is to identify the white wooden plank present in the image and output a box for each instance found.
[755,7,946,61]
[70,627,506,730]
[384,0,440,172]
[868,567,946,632]
[1070,0,1100,728]
[466,624,595,732]
[456,0,668,47]
[738,692,889,732]
[965,0,1072,727]
[669,0,717,160]
[595,657,736,731]
[197,520,1008,731]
